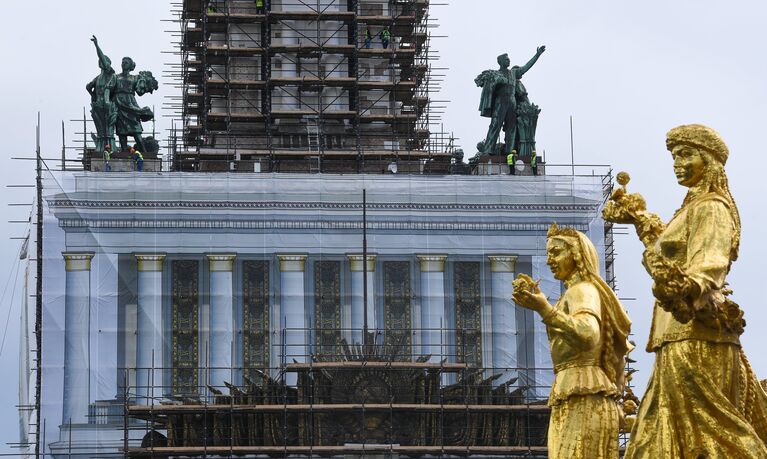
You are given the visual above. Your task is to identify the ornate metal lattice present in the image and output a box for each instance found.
[171,260,199,395]
[454,261,482,366]
[243,260,270,381]
[314,260,342,358]
[383,261,412,358]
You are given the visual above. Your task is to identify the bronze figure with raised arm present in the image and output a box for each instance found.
[475,46,545,155]
[86,36,117,154]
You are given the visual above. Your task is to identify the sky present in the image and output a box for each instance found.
[1,0,767,454]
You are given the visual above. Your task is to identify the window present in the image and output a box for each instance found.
[453,262,482,366]
[383,261,412,359]
[242,261,270,381]
[171,260,200,395]
[314,261,342,358]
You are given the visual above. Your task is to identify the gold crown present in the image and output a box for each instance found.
[547,222,580,239]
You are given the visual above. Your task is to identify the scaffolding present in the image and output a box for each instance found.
[166,0,453,173]
[120,328,551,458]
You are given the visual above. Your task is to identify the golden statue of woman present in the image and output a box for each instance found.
[603,124,767,457]
[512,224,632,458]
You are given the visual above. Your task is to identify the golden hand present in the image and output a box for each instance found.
[512,274,551,315]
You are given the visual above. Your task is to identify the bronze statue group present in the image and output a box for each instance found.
[475,46,544,161]
[87,36,157,167]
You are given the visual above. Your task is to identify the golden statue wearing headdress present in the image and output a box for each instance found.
[512,224,632,458]
[604,124,767,458]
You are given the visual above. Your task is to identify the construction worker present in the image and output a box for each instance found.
[531,150,538,176]
[364,27,372,49]
[130,147,144,172]
[381,27,391,49]
[104,144,112,172]
[506,149,516,175]
[255,0,264,14]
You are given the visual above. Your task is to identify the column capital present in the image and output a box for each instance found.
[488,255,517,273]
[347,253,376,272]
[207,253,236,272]
[135,253,166,272]
[277,254,307,272]
[62,252,95,272]
[416,254,447,272]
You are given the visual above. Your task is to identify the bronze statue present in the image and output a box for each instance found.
[513,68,541,159]
[87,36,158,154]
[512,224,631,458]
[86,36,117,154]
[114,57,158,152]
[475,46,545,155]
[603,125,767,457]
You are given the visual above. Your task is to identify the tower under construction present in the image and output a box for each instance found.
[169,0,452,173]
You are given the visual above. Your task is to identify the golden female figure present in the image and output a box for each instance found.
[604,124,767,458]
[513,224,631,459]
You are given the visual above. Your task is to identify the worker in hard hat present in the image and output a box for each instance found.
[364,27,372,49]
[506,149,516,175]
[381,27,391,49]
[104,144,112,172]
[255,0,264,14]
[130,146,144,172]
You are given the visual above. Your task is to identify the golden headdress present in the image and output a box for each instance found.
[666,124,729,165]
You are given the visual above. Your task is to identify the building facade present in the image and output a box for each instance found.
[22,171,612,457]
[14,1,618,457]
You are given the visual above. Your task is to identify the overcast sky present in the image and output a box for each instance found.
[1,0,766,454]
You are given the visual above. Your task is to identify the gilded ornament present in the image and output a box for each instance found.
[604,124,767,458]
[512,223,632,458]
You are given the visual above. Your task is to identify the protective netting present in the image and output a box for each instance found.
[21,169,609,457]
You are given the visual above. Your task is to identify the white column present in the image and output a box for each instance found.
[417,255,447,363]
[532,255,560,399]
[347,253,376,345]
[278,254,307,386]
[135,253,165,405]
[489,255,517,378]
[62,252,94,425]
[207,254,235,390]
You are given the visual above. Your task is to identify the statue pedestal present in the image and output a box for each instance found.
[471,154,545,176]
[90,158,161,172]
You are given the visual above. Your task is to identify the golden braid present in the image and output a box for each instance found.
[739,349,756,422]
[599,313,616,385]
[712,166,741,260]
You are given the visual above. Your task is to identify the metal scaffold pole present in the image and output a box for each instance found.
[34,112,43,459]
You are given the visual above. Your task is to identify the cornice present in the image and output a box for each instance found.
[47,199,597,213]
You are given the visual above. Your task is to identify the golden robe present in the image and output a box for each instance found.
[544,281,621,459]
[625,194,767,459]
